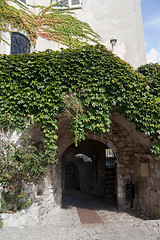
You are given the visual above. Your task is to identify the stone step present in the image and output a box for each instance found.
[105,179,115,184]
[105,192,115,196]
[105,184,115,188]
[105,174,116,178]
[105,176,115,181]
[104,194,115,199]
[105,187,115,191]
[105,170,116,175]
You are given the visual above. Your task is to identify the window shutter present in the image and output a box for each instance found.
[59,0,68,6]
[58,0,81,8]
[71,0,80,5]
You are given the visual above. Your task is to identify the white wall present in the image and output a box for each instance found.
[0,0,146,68]
[74,0,146,68]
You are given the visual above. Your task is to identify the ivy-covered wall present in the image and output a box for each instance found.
[0,44,160,218]
[0,44,159,158]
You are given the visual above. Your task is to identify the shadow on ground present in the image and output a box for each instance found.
[62,190,151,222]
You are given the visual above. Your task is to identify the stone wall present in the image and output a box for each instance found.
[64,155,97,195]
[1,168,57,226]
[134,154,160,219]
[1,113,160,226]
[56,113,159,217]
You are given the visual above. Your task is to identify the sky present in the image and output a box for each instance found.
[141,0,160,63]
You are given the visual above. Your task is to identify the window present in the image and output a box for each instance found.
[20,0,26,3]
[58,0,81,8]
[11,32,30,54]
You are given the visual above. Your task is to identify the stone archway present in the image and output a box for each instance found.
[60,139,117,206]
[53,114,152,210]
[24,113,160,219]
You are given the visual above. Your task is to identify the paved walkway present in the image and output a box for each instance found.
[1,193,160,240]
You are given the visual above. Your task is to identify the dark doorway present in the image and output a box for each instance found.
[105,148,116,201]
[64,154,96,196]
[65,161,80,191]
[62,139,117,206]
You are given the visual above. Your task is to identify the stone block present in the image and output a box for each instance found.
[117,163,125,168]
[117,191,125,198]
[117,197,127,207]
[126,136,132,142]
[140,162,149,177]
[122,155,129,161]
[155,207,160,217]
[123,147,133,152]
[117,142,125,147]
[117,186,125,193]
[156,169,160,178]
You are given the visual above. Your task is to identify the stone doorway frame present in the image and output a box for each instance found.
[57,134,118,206]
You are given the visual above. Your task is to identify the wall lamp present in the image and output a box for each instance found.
[110,39,117,50]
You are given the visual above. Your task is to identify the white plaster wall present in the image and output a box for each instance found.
[74,0,146,68]
[0,0,146,68]
[0,32,10,55]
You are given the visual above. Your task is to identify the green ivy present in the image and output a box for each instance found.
[0,44,160,159]
[0,0,100,47]
[0,135,47,212]
[137,63,160,155]
[0,221,2,228]
[137,63,160,98]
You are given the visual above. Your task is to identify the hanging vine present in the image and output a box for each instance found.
[0,44,160,212]
[0,44,159,157]
[0,0,100,47]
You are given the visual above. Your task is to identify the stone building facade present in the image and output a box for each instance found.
[1,112,160,226]
[1,0,160,227]
[54,114,160,219]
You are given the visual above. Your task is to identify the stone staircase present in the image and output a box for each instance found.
[104,168,116,200]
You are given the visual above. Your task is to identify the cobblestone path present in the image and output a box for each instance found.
[1,194,160,240]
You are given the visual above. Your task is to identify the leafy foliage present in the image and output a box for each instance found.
[137,63,160,154]
[0,221,2,228]
[0,136,47,212]
[0,44,159,157]
[0,0,100,47]
[0,44,160,212]
[137,63,160,98]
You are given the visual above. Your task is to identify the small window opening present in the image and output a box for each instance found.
[11,32,30,54]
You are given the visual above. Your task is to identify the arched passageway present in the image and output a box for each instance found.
[64,154,97,196]
[61,139,117,205]
[25,114,160,219]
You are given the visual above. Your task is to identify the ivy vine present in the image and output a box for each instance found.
[0,0,100,47]
[0,44,159,158]
[137,63,160,98]
[0,135,47,212]
[0,44,160,211]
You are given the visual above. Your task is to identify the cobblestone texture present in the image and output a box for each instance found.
[1,194,160,240]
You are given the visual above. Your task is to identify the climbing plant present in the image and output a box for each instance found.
[0,45,160,211]
[0,44,159,157]
[0,0,100,47]
[0,136,47,212]
[137,63,160,98]
[136,63,160,155]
